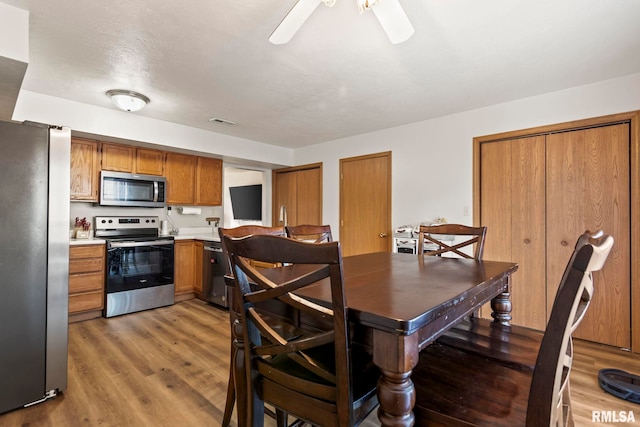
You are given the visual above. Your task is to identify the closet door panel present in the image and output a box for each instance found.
[296,167,322,226]
[546,124,630,347]
[273,170,298,227]
[479,140,513,319]
[510,136,546,330]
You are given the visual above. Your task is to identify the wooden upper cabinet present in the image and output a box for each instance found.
[101,142,134,172]
[135,148,165,176]
[196,157,223,206]
[165,152,197,205]
[70,137,100,201]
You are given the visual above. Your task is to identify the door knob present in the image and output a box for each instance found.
[379,233,387,238]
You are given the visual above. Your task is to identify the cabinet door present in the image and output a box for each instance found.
[196,157,222,206]
[174,240,196,295]
[135,148,165,176]
[101,142,134,172]
[546,124,630,348]
[194,241,204,294]
[70,138,100,201]
[165,153,196,205]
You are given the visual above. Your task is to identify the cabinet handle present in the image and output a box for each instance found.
[379,233,387,238]
[561,240,568,247]
[524,238,531,244]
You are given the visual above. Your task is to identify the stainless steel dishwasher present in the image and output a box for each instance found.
[202,241,229,308]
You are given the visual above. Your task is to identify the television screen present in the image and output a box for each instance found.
[229,184,262,220]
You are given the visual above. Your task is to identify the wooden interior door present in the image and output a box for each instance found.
[479,136,547,329]
[546,124,630,348]
[340,152,391,257]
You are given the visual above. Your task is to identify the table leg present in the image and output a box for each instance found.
[491,276,512,325]
[372,330,418,427]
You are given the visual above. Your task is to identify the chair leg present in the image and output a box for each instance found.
[276,408,287,427]
[221,337,236,426]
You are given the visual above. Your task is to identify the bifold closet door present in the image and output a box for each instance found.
[546,123,630,348]
[480,135,547,330]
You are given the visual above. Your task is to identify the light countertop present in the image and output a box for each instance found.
[69,226,220,245]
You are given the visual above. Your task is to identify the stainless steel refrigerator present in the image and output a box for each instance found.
[0,120,70,414]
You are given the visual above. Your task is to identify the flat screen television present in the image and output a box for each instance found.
[229,184,262,220]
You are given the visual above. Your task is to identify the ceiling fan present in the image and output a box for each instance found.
[269,0,414,45]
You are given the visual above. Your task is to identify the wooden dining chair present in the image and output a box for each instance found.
[411,231,614,427]
[437,230,604,372]
[218,225,285,427]
[285,224,333,243]
[417,224,487,259]
[223,234,379,427]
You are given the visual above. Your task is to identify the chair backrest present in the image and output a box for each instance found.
[218,225,285,275]
[285,224,333,243]
[526,231,613,426]
[222,234,356,426]
[418,224,487,259]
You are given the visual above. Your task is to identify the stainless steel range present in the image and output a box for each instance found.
[95,216,175,318]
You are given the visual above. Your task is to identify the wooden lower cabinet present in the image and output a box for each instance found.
[174,240,197,299]
[69,244,105,322]
[174,240,205,301]
[194,241,204,296]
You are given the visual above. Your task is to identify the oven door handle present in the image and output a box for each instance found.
[110,240,175,248]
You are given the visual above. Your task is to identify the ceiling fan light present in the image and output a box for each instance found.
[357,0,379,12]
[106,89,150,112]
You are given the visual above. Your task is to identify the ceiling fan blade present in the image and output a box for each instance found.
[371,0,415,44]
[269,0,323,44]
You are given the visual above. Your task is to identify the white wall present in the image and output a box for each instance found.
[294,73,640,240]
[12,91,293,167]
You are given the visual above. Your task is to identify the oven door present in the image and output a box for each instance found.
[106,239,174,294]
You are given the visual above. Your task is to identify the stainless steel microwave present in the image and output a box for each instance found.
[100,171,166,208]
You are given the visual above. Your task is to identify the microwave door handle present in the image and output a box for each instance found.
[153,181,159,202]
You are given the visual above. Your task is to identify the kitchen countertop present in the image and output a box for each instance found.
[70,238,106,246]
[69,227,221,245]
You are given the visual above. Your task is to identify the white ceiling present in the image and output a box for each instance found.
[3,0,640,149]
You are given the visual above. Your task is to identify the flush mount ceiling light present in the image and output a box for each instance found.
[106,89,150,112]
[269,0,414,45]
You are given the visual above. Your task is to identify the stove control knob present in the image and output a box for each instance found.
[101,219,106,223]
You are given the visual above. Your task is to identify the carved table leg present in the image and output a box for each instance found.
[377,370,415,427]
[491,276,512,326]
[372,330,419,427]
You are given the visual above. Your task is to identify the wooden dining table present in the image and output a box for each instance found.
[231,251,518,427]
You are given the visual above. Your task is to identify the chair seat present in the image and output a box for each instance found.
[412,342,532,427]
[258,343,379,406]
[437,317,543,372]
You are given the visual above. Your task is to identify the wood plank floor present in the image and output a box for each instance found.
[1,299,639,426]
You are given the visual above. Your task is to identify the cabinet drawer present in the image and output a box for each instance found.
[69,271,104,293]
[70,245,104,259]
[69,257,104,274]
[69,291,103,314]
